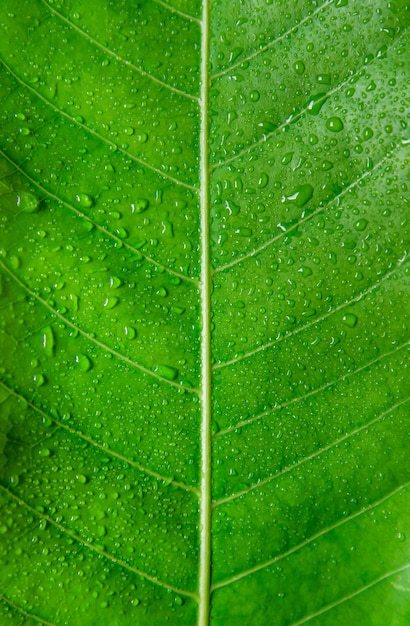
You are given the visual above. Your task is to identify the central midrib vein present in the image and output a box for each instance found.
[198,1,212,625]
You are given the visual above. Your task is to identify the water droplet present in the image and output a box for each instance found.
[75,354,92,372]
[154,364,178,381]
[104,297,119,309]
[109,276,122,289]
[293,60,305,75]
[354,219,368,232]
[75,474,87,484]
[229,47,243,63]
[156,287,168,298]
[284,184,314,208]
[131,199,149,213]
[326,117,344,132]
[307,93,328,115]
[41,325,55,357]
[136,132,148,143]
[235,227,252,236]
[115,226,129,239]
[16,192,40,213]
[250,90,260,102]
[298,266,313,278]
[124,127,134,135]
[258,173,269,188]
[124,326,137,340]
[75,193,95,208]
[317,73,331,85]
[9,256,20,269]
[342,313,358,328]
[258,120,277,134]
[33,374,46,387]
[161,220,174,237]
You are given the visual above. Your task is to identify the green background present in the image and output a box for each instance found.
[0,0,409,624]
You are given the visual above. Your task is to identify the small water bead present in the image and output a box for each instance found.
[41,326,55,357]
[354,218,368,231]
[293,60,305,75]
[124,326,137,340]
[326,117,344,132]
[342,313,358,328]
[16,192,40,213]
[114,227,129,239]
[33,374,46,386]
[136,132,148,143]
[283,183,314,208]
[75,354,92,372]
[156,287,168,298]
[154,364,179,381]
[9,256,20,269]
[258,173,269,188]
[317,73,331,85]
[104,297,119,309]
[109,276,122,289]
[258,120,277,134]
[131,199,149,213]
[235,227,252,236]
[307,93,328,115]
[75,193,95,208]
[250,90,260,102]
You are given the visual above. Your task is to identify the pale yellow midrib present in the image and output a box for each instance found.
[198,1,212,625]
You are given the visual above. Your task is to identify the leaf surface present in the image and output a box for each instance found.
[0,0,409,624]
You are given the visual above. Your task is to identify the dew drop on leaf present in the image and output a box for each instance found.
[326,116,344,132]
[293,60,305,75]
[75,354,92,372]
[342,313,358,328]
[16,191,40,213]
[131,199,149,213]
[103,297,119,309]
[75,193,95,208]
[154,364,179,381]
[354,218,369,231]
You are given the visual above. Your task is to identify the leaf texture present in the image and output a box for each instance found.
[0,0,409,624]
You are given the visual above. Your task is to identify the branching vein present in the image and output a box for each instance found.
[213,256,407,370]
[0,58,198,191]
[211,0,333,80]
[214,396,410,506]
[0,148,199,285]
[154,0,201,24]
[0,380,199,494]
[41,0,199,101]
[290,564,410,625]
[0,484,198,600]
[211,25,409,170]
[0,261,199,394]
[216,341,410,437]
[212,482,409,590]
[213,146,400,274]
[0,593,58,626]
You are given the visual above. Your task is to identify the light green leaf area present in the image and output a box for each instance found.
[0,0,409,624]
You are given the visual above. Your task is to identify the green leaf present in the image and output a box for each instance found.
[0,0,409,624]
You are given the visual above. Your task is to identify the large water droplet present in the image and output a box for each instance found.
[16,192,40,213]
